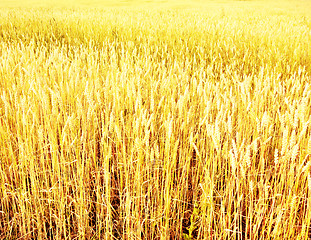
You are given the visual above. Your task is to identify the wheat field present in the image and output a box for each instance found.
[0,0,311,239]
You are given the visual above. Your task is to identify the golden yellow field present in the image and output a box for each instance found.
[0,0,311,239]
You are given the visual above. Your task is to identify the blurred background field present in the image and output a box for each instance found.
[1,0,311,13]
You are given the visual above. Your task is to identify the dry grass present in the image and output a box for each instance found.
[0,1,311,239]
